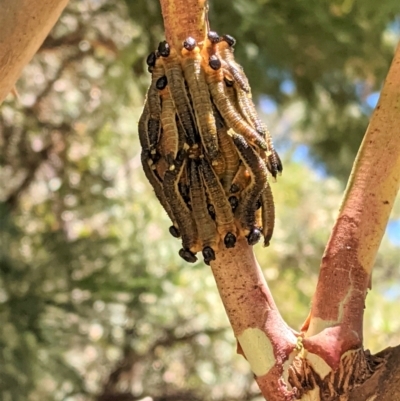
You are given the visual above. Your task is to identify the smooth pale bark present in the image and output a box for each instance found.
[304,43,400,366]
[0,0,69,104]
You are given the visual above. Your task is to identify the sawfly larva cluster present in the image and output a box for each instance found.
[138,31,281,265]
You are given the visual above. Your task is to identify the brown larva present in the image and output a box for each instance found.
[182,39,219,159]
[138,103,151,151]
[230,132,268,243]
[189,160,218,264]
[200,158,237,249]
[230,162,251,194]
[163,154,200,261]
[158,86,181,164]
[218,128,240,193]
[218,35,250,93]
[158,41,198,146]
[204,63,268,151]
[145,57,165,148]
[140,149,177,230]
[261,182,275,247]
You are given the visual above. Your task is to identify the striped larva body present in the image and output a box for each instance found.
[158,41,198,146]
[159,86,181,164]
[260,147,283,180]
[140,150,177,228]
[218,129,240,193]
[155,155,168,181]
[189,160,218,264]
[210,152,226,178]
[234,86,266,138]
[138,103,151,151]
[145,58,165,149]
[181,42,218,159]
[200,158,237,249]
[204,64,268,151]
[230,162,250,194]
[138,102,160,155]
[230,132,268,242]
[261,182,275,247]
[267,147,283,179]
[163,154,200,259]
[217,36,250,93]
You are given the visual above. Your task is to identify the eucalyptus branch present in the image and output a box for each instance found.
[0,0,70,104]
[303,42,400,364]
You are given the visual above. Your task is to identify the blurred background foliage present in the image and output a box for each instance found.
[0,0,399,400]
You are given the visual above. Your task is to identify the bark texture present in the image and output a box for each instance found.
[159,0,208,51]
[0,0,69,104]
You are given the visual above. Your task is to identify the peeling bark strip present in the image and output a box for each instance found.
[305,42,400,364]
[0,0,70,104]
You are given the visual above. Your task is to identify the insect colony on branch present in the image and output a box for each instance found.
[138,31,282,265]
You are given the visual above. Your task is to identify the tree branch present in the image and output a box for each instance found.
[304,42,400,365]
[211,238,298,400]
[0,0,69,104]
[159,0,208,51]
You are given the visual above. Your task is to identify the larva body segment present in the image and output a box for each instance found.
[200,158,237,248]
[155,155,168,181]
[230,132,268,238]
[140,150,176,227]
[261,147,283,180]
[159,87,180,164]
[235,87,266,137]
[189,160,218,263]
[204,66,268,151]
[138,103,150,151]
[182,45,219,159]
[163,155,200,255]
[145,58,165,149]
[261,182,275,247]
[217,38,250,93]
[231,162,250,194]
[159,43,198,146]
[218,129,240,193]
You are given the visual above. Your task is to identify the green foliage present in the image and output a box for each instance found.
[0,1,399,400]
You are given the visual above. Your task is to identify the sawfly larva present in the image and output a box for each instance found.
[200,158,237,248]
[218,129,240,193]
[218,35,250,93]
[138,103,151,151]
[189,160,218,264]
[163,153,200,261]
[146,57,164,141]
[204,65,268,151]
[234,86,266,138]
[159,87,181,164]
[261,182,275,246]
[230,132,268,242]
[181,38,219,159]
[140,150,177,230]
[260,147,283,180]
[230,163,251,194]
[158,41,198,146]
